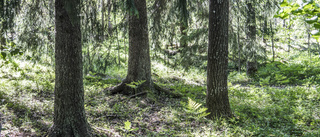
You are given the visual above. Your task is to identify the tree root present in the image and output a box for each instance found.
[103,80,182,98]
[104,82,127,95]
[153,83,182,98]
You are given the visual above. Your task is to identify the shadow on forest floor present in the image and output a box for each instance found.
[0,60,319,136]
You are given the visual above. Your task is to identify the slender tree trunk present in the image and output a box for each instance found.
[270,20,275,62]
[101,0,105,41]
[180,24,187,48]
[237,16,241,73]
[288,17,291,53]
[124,34,127,62]
[179,0,188,48]
[308,33,311,59]
[318,42,320,56]
[49,0,91,136]
[245,0,257,77]
[115,14,121,66]
[0,32,5,46]
[206,0,232,119]
[307,25,311,59]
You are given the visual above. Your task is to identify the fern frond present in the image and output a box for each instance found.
[186,97,210,120]
[196,107,208,114]
[187,97,202,110]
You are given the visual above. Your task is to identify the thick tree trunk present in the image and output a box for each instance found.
[107,0,153,95]
[49,0,91,136]
[246,0,257,77]
[126,0,152,90]
[106,0,181,98]
[206,0,232,119]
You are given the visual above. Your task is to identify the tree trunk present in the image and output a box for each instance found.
[206,0,232,119]
[237,16,241,73]
[270,20,275,62]
[245,0,257,77]
[288,17,291,53]
[108,0,153,95]
[179,0,188,48]
[180,24,187,48]
[308,29,311,59]
[49,0,91,136]
[101,0,105,41]
[106,0,181,98]
[126,0,152,89]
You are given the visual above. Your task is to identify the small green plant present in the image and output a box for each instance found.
[184,97,210,121]
[126,80,146,94]
[125,80,146,89]
[120,120,139,136]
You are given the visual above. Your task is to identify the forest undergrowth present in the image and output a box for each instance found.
[0,52,320,136]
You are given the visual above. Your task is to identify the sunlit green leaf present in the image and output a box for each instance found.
[305,16,318,24]
[124,120,131,130]
[292,7,303,14]
[314,23,320,28]
[1,52,7,59]
[280,0,289,7]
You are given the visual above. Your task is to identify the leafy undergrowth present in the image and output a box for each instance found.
[230,51,320,86]
[0,59,320,136]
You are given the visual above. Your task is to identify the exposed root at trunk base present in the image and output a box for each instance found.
[103,81,182,98]
[46,124,93,137]
[153,83,182,98]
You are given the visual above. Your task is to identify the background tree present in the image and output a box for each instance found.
[178,0,189,49]
[49,0,91,136]
[107,0,153,95]
[245,0,258,77]
[206,0,232,119]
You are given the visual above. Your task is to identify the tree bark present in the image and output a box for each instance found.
[49,0,91,136]
[237,16,241,73]
[101,0,105,41]
[179,0,188,48]
[107,0,153,95]
[270,20,275,62]
[206,0,232,119]
[245,0,257,77]
[105,0,180,98]
[126,0,152,90]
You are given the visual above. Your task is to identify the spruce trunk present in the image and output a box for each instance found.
[206,0,232,119]
[49,0,91,136]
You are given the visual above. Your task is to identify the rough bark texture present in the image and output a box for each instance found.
[206,0,232,119]
[106,0,182,98]
[179,0,188,48]
[246,0,257,77]
[49,0,91,136]
[108,0,153,95]
[127,0,152,90]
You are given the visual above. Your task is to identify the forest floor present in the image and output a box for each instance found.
[0,59,320,136]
